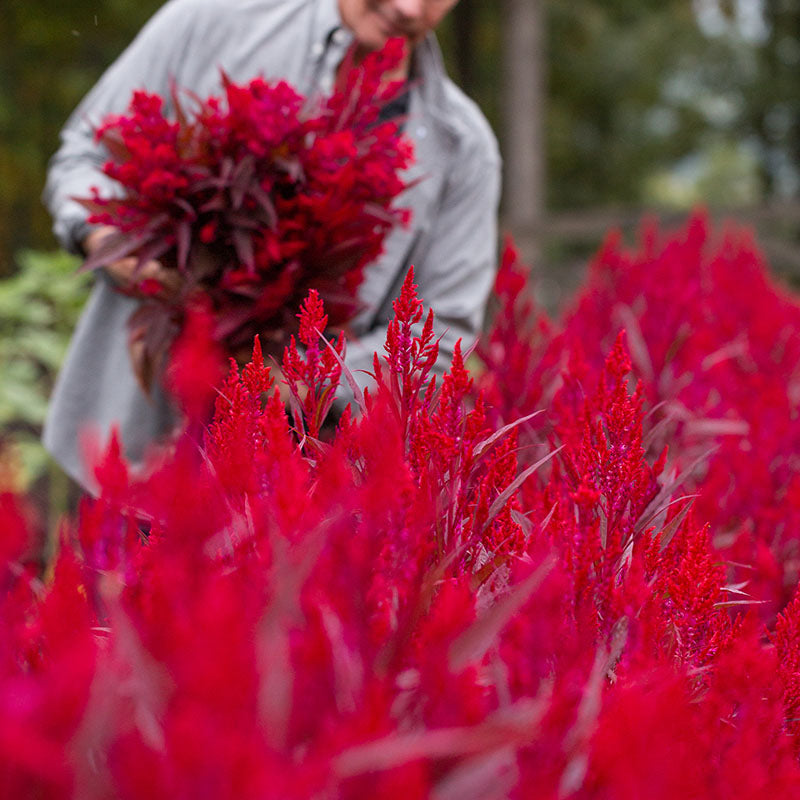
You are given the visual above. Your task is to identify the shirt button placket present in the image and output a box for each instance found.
[316,28,351,97]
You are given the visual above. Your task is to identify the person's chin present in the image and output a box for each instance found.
[355,24,393,52]
[352,15,414,53]
[365,32,391,50]
[370,11,413,45]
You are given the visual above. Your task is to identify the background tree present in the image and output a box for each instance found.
[736,1,800,197]
[501,0,545,266]
[0,0,163,277]
[444,0,799,300]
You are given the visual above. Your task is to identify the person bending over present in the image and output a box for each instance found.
[43,0,501,490]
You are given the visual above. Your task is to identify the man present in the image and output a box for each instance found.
[43,0,501,490]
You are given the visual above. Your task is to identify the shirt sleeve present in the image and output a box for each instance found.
[338,144,502,406]
[42,0,204,254]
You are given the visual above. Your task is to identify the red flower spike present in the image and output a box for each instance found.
[166,303,226,425]
[0,492,33,574]
[280,290,344,440]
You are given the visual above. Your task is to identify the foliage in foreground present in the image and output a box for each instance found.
[3,215,800,797]
[0,249,89,487]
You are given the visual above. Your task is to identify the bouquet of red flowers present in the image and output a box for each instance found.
[76,40,414,391]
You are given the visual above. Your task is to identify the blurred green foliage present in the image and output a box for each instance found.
[545,1,707,209]
[1,0,163,277]
[0,250,90,487]
[440,1,800,211]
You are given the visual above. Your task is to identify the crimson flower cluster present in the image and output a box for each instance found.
[4,216,800,797]
[480,212,800,622]
[77,39,413,389]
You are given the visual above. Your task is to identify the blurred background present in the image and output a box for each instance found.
[2,0,800,515]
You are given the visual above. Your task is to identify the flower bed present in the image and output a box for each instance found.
[3,215,800,797]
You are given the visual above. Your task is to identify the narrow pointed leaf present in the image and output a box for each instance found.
[317,328,366,414]
[472,410,544,460]
[483,446,564,532]
[449,555,556,671]
[658,496,696,551]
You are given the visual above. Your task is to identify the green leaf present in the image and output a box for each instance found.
[0,377,49,425]
[16,328,70,368]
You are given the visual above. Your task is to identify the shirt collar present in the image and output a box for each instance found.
[311,0,348,49]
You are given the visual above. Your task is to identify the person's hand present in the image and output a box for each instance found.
[271,362,311,408]
[83,226,183,300]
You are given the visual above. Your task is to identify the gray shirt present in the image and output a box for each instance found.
[43,0,501,490]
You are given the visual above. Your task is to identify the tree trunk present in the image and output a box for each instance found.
[501,0,545,268]
[450,0,477,95]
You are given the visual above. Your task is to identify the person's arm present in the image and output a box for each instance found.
[42,0,205,257]
[340,145,502,402]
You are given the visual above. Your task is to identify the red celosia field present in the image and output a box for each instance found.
[4,213,800,797]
